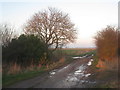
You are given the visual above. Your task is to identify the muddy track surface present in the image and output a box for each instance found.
[8,54,96,88]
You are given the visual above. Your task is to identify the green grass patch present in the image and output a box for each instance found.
[91,54,100,69]
[56,48,96,57]
[2,68,46,87]
[69,50,96,57]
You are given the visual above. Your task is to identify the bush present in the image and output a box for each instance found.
[2,34,48,66]
[94,26,118,61]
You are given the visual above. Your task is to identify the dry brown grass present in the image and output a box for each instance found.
[46,57,65,70]
[3,62,42,75]
[96,58,118,71]
[3,57,66,75]
[94,26,118,61]
[7,62,21,74]
[94,26,119,71]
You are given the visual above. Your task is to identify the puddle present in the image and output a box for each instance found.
[78,65,86,70]
[58,65,70,72]
[82,55,87,58]
[66,76,79,82]
[74,72,80,75]
[72,55,88,59]
[49,76,52,77]
[63,65,70,69]
[61,75,79,88]
[49,57,93,87]
[74,72,84,76]
[74,65,86,76]
[75,70,81,73]
[65,66,85,83]
[87,61,92,66]
[65,64,87,85]
[72,56,82,59]
[85,73,91,77]
[81,80,85,83]
[50,71,56,75]
[90,59,93,61]
[87,59,94,66]
[49,69,57,75]
[80,80,96,84]
[58,62,94,88]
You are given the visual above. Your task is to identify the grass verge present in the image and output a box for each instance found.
[89,54,118,88]
[2,67,46,87]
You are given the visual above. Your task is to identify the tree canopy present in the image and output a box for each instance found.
[24,7,76,51]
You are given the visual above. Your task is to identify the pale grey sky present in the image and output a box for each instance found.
[0,0,119,48]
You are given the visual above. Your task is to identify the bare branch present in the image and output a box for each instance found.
[24,7,77,51]
[0,24,15,46]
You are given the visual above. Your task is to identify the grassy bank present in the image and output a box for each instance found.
[3,58,66,87]
[89,54,118,88]
[3,69,45,87]
[3,58,70,87]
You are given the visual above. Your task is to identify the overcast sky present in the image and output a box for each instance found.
[0,0,119,48]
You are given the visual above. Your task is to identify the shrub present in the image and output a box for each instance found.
[2,34,47,66]
[94,26,118,61]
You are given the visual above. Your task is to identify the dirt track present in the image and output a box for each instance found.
[8,55,97,88]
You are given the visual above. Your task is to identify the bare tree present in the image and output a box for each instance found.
[0,24,14,46]
[24,7,76,51]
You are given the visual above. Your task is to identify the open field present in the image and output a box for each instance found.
[55,48,96,56]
